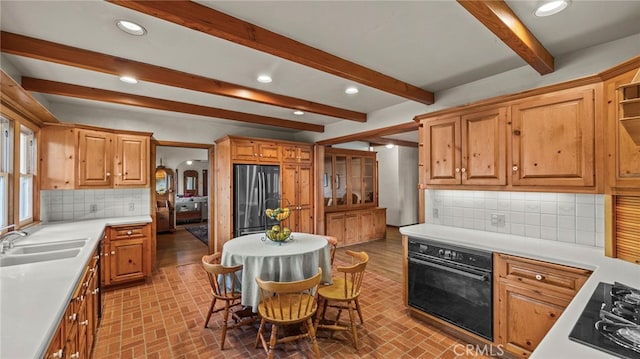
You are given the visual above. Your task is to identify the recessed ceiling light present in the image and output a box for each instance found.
[385,144,395,149]
[119,76,138,84]
[257,75,272,83]
[293,110,304,116]
[345,86,359,95]
[534,0,570,17]
[186,160,193,165]
[116,20,146,36]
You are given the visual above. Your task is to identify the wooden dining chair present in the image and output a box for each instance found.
[255,268,323,359]
[315,250,368,349]
[201,253,255,350]
[325,236,338,265]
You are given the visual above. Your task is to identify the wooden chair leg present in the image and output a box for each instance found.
[355,297,364,324]
[255,318,266,349]
[347,302,359,349]
[268,324,278,359]
[220,300,230,350]
[204,297,217,328]
[306,318,320,358]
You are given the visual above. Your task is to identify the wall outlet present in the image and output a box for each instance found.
[432,208,439,218]
[89,204,97,213]
[491,213,506,227]
[128,203,135,211]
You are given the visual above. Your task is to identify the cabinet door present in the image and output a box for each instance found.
[43,324,64,359]
[344,213,360,245]
[258,143,281,163]
[461,107,507,185]
[109,239,145,284]
[606,70,640,189]
[100,238,110,287]
[282,145,313,163]
[373,208,387,239]
[297,165,314,233]
[425,116,461,184]
[363,157,375,205]
[511,88,595,187]
[231,140,258,162]
[497,280,570,358]
[77,129,113,187]
[115,134,149,186]
[334,155,348,208]
[281,164,298,229]
[325,213,345,245]
[359,211,375,242]
[40,126,76,190]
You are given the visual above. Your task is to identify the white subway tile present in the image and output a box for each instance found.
[557,229,576,243]
[576,231,596,246]
[576,194,595,204]
[576,216,595,232]
[540,227,557,241]
[511,200,525,212]
[576,203,595,218]
[511,212,525,224]
[595,233,605,248]
[557,193,576,202]
[474,220,485,231]
[525,225,541,238]
[540,214,557,228]
[525,213,540,226]
[511,223,525,236]
[558,215,576,229]
[525,200,541,212]
[558,202,576,216]
[540,192,557,201]
[497,200,510,210]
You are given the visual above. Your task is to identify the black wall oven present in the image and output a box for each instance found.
[408,237,493,341]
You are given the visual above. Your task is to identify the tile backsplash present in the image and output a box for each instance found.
[41,189,151,222]
[424,190,604,248]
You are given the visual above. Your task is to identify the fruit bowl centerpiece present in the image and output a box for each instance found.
[265,207,290,221]
[265,224,292,243]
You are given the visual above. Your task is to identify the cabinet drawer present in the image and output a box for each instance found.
[495,253,591,296]
[110,225,147,240]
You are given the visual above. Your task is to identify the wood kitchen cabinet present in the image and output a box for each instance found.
[40,124,151,190]
[604,67,640,191]
[494,253,591,358]
[101,223,151,287]
[282,163,314,233]
[282,144,313,164]
[324,147,378,210]
[231,138,281,163]
[325,208,386,246]
[423,106,507,186]
[511,87,595,187]
[44,246,100,359]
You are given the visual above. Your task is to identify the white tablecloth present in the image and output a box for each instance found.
[221,232,333,311]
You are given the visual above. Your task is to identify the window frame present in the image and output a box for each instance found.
[0,117,11,230]
[18,124,36,224]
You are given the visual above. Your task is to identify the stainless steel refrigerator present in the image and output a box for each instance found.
[233,164,280,237]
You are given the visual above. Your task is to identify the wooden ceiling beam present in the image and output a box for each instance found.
[109,0,435,105]
[1,31,364,122]
[365,136,418,148]
[316,121,418,145]
[0,69,58,125]
[457,0,554,75]
[21,77,325,133]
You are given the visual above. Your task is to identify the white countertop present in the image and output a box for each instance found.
[400,223,640,359]
[0,216,152,359]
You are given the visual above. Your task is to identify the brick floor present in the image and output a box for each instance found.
[93,259,493,358]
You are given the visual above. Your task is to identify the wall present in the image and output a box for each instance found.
[40,188,150,222]
[156,146,208,169]
[176,160,209,196]
[376,145,419,226]
[423,190,604,248]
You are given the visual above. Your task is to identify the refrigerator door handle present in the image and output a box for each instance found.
[261,171,266,211]
[258,171,263,217]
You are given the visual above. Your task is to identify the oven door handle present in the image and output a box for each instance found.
[409,257,490,282]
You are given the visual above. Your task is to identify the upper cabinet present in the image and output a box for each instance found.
[41,124,151,190]
[605,67,640,192]
[417,84,600,193]
[282,144,313,164]
[511,88,595,187]
[324,148,377,211]
[231,138,280,163]
[423,106,507,186]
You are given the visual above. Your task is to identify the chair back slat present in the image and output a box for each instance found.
[337,251,369,299]
[256,269,322,321]
[202,253,243,299]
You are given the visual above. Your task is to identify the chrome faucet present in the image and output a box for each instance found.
[0,230,28,254]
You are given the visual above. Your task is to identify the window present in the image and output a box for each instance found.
[19,125,36,223]
[0,117,10,228]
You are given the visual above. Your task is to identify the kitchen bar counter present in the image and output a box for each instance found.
[400,223,640,359]
[0,216,152,359]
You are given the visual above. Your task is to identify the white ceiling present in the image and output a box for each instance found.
[2,0,640,143]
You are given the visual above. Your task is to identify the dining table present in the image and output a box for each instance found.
[221,232,333,311]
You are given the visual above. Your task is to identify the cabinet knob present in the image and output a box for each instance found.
[93,255,99,260]
[89,268,95,273]
[460,168,466,173]
[53,349,63,358]
[68,313,77,321]
[92,288,100,295]
[455,168,461,173]
[535,274,543,281]
[80,320,89,326]
[127,230,133,235]
[512,165,519,172]
[111,251,116,255]
[106,172,111,176]
[70,352,80,359]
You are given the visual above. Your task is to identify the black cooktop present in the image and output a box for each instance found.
[569,282,640,358]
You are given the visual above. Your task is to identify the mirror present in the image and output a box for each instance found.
[183,170,198,196]
[155,167,169,195]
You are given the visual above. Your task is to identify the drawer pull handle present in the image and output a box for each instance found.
[535,274,543,281]
[80,320,89,326]
[70,352,80,359]
[89,268,95,273]
[92,288,100,295]
[127,230,133,235]
[111,251,116,255]
[68,313,77,321]
[53,349,63,358]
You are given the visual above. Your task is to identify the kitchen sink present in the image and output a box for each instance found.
[9,239,88,254]
[0,249,81,267]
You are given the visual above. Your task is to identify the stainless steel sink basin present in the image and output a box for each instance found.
[0,249,81,267]
[9,239,88,254]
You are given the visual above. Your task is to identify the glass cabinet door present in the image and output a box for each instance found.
[334,155,347,207]
[363,157,375,204]
[350,157,361,205]
[323,154,334,208]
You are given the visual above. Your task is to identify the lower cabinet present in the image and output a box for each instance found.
[325,208,386,246]
[494,253,591,358]
[44,246,100,359]
[101,223,151,287]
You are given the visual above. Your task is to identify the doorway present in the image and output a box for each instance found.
[152,141,214,268]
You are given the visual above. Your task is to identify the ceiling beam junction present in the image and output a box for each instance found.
[316,121,418,146]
